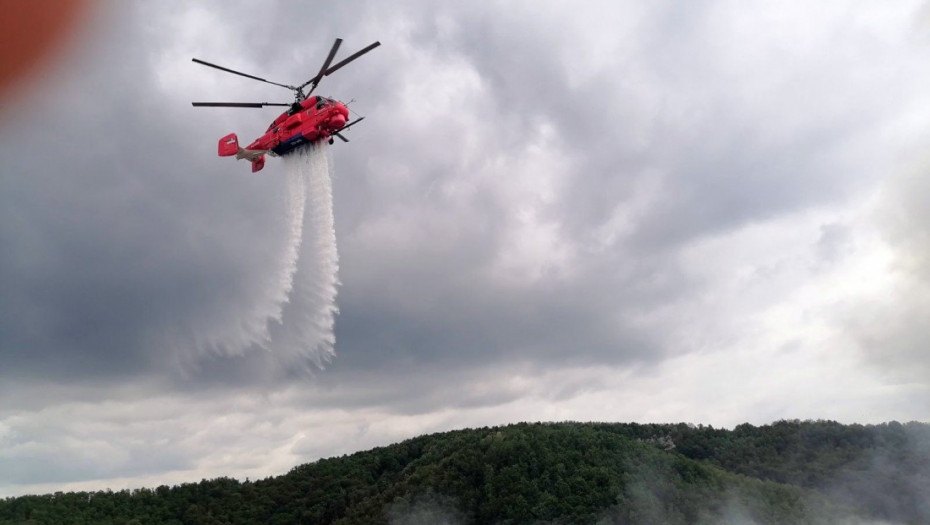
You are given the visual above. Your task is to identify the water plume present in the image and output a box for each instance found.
[179,141,339,372]
[269,142,340,369]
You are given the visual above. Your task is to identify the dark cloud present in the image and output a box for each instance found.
[1,0,923,391]
[1,2,307,384]
[2,0,929,496]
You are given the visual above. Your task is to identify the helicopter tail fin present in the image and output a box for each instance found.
[218,133,239,156]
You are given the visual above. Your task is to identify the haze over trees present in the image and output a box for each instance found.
[1,420,927,524]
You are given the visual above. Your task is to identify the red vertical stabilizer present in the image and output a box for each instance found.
[218,133,239,156]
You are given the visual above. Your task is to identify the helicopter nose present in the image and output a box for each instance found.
[330,113,346,129]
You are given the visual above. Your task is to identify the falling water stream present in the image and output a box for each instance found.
[179,141,339,372]
[269,142,340,369]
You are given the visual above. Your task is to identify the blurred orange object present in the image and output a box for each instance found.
[0,0,92,102]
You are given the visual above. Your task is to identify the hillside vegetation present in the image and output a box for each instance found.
[1,420,927,524]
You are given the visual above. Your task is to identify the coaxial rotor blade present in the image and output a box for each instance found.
[192,102,291,108]
[300,41,381,97]
[333,132,350,143]
[298,38,344,95]
[191,58,295,90]
[315,39,343,83]
[323,41,381,77]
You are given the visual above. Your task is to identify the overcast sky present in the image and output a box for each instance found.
[2,0,930,497]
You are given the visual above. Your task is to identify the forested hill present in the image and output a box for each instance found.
[1,420,927,524]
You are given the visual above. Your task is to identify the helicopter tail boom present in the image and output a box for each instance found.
[217,133,268,172]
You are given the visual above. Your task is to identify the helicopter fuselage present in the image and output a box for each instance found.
[217,95,349,172]
[256,95,348,156]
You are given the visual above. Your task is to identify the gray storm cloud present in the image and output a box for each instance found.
[2,0,930,497]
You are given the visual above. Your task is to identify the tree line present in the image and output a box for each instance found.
[1,420,927,524]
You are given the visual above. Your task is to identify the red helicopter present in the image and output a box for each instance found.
[192,38,380,172]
